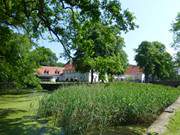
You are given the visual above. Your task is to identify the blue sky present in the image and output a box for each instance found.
[39,0,180,64]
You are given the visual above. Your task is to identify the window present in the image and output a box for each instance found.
[44,70,49,74]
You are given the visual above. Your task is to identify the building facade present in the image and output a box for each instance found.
[37,66,64,82]
[57,64,99,82]
[114,65,145,82]
[37,64,100,83]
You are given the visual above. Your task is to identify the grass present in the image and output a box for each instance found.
[38,82,180,135]
[163,109,180,135]
[0,91,61,135]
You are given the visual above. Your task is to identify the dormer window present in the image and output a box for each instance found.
[55,70,60,74]
[44,70,49,74]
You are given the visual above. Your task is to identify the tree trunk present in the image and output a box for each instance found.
[91,69,94,84]
[152,75,155,82]
[145,73,149,83]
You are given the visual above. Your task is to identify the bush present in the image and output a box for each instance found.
[37,82,180,135]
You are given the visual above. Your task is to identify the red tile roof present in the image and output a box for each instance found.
[63,64,75,72]
[37,66,64,75]
[124,65,143,75]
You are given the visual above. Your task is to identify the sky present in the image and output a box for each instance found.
[39,0,180,64]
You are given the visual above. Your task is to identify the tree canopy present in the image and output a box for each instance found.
[0,0,137,84]
[175,51,180,67]
[73,21,128,82]
[172,13,180,49]
[0,27,40,88]
[30,46,58,66]
[30,46,65,67]
[67,1,137,82]
[0,27,61,88]
[0,0,137,56]
[135,41,173,82]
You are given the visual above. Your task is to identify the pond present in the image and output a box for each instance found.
[0,91,61,135]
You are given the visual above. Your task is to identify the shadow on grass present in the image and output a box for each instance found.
[0,108,60,135]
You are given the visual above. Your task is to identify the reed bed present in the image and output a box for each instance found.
[38,82,180,135]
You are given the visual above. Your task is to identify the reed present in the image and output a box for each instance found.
[38,82,180,135]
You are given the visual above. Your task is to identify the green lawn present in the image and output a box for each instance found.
[0,92,61,135]
[163,109,180,135]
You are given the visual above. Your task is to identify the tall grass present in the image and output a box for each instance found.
[37,82,180,135]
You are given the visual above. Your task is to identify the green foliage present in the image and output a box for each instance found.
[69,0,137,81]
[172,13,180,49]
[0,27,41,89]
[73,21,128,81]
[0,0,137,57]
[56,62,64,67]
[30,46,64,67]
[0,0,136,82]
[70,0,137,81]
[30,46,58,66]
[175,51,180,67]
[38,82,180,135]
[135,41,174,82]
[0,26,63,89]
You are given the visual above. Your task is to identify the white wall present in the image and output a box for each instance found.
[57,71,100,82]
[88,72,99,83]
[115,73,145,82]
[50,77,56,82]
[61,71,90,82]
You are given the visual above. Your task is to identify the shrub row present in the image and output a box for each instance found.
[37,82,180,135]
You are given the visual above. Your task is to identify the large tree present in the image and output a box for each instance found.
[135,41,173,82]
[175,51,180,67]
[172,13,180,49]
[0,27,60,88]
[0,0,137,57]
[30,46,58,66]
[172,13,180,78]
[0,0,137,84]
[0,27,40,88]
[73,21,128,83]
